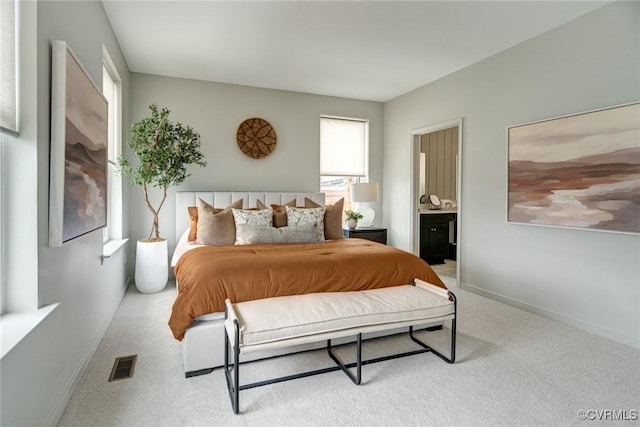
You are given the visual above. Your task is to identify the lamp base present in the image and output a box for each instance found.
[358,206,375,227]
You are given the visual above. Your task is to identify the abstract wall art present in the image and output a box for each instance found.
[507,102,639,234]
[49,40,108,246]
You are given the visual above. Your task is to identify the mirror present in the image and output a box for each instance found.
[428,194,441,209]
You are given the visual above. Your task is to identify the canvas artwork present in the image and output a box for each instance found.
[507,102,640,234]
[49,41,108,246]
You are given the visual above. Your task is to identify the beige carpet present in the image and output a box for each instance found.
[58,282,639,426]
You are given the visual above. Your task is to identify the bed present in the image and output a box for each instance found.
[171,191,447,377]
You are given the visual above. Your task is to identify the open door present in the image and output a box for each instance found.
[410,119,462,288]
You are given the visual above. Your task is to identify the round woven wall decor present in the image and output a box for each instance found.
[236,117,277,159]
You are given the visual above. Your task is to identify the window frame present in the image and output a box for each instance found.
[102,47,123,244]
[0,130,5,312]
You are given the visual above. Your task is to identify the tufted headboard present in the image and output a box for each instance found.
[175,191,325,242]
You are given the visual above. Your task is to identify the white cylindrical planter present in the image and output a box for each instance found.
[135,239,168,294]
[347,219,358,230]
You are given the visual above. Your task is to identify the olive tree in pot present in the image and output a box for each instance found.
[119,104,206,293]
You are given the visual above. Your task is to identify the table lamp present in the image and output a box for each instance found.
[350,183,379,227]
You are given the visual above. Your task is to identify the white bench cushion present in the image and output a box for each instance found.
[225,281,454,353]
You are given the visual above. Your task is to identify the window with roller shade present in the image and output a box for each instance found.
[0,0,17,311]
[320,116,368,211]
[0,0,17,133]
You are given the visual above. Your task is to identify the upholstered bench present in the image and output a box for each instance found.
[223,279,457,414]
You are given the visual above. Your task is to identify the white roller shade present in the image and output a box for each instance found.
[0,0,17,133]
[320,117,367,176]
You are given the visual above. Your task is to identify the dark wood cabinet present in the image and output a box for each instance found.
[420,214,454,264]
[343,227,387,245]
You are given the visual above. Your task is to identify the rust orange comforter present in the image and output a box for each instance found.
[169,238,446,340]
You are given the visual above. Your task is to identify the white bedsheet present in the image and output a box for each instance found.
[170,229,205,267]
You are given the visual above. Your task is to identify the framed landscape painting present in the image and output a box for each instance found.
[49,40,108,247]
[507,102,640,234]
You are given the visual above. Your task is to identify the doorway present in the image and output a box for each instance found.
[410,119,462,287]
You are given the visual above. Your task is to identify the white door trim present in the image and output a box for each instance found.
[410,118,463,287]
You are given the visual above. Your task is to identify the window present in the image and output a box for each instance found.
[0,0,16,312]
[0,130,4,311]
[102,49,122,243]
[1,0,39,319]
[0,0,17,133]
[320,116,369,210]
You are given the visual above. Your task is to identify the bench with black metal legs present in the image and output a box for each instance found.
[223,279,457,414]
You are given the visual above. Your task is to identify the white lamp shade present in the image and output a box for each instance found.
[350,183,380,202]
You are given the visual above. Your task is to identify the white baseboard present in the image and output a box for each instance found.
[460,281,639,350]
[47,277,131,427]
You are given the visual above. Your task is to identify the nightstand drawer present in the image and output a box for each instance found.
[343,228,387,245]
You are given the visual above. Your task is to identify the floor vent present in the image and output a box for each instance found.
[109,355,137,382]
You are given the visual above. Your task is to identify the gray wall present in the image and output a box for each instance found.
[128,74,384,258]
[383,2,639,347]
[1,1,131,425]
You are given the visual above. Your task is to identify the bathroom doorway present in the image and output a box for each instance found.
[410,119,462,287]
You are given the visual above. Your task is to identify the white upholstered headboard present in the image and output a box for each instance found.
[175,191,325,242]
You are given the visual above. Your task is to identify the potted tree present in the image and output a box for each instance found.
[119,104,206,293]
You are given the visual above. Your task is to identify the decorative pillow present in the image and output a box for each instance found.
[189,204,233,242]
[187,206,200,242]
[231,208,274,244]
[286,206,326,241]
[256,199,295,227]
[234,223,319,245]
[304,197,344,240]
[196,198,243,245]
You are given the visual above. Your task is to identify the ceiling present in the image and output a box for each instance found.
[101,1,609,102]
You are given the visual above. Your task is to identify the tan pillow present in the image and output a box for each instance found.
[188,205,224,242]
[257,198,296,228]
[196,198,243,245]
[304,197,344,240]
[187,206,199,242]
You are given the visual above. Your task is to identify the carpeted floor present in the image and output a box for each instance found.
[58,282,640,426]
[431,260,457,282]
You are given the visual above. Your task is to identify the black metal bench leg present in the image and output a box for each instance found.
[449,294,457,363]
[356,333,362,384]
[327,333,362,385]
[408,291,457,364]
[233,325,239,414]
[224,316,241,414]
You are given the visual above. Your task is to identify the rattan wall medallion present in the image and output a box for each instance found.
[236,117,277,159]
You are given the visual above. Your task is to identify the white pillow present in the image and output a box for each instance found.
[235,223,320,245]
[231,209,273,243]
[285,206,326,241]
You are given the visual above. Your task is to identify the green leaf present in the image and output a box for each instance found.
[117,104,207,239]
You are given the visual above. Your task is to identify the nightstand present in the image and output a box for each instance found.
[343,227,387,245]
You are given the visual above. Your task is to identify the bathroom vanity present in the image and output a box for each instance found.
[419,209,457,265]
